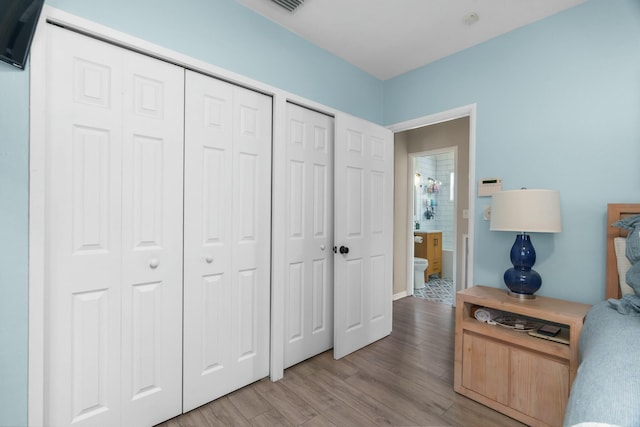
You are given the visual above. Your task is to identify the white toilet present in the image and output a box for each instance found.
[414,257,428,290]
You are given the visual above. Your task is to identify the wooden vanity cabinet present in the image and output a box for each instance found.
[414,231,442,280]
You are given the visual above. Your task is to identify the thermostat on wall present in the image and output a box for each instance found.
[478,178,502,197]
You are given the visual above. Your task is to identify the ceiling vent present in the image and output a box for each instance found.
[271,0,304,12]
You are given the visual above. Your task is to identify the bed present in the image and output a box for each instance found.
[563,204,640,427]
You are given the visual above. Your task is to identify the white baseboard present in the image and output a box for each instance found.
[393,291,408,301]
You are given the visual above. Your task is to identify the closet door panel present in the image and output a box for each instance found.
[232,87,271,382]
[120,50,184,426]
[284,103,334,368]
[183,71,271,411]
[333,113,393,360]
[184,71,235,410]
[46,26,123,427]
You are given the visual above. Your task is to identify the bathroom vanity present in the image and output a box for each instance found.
[414,231,442,280]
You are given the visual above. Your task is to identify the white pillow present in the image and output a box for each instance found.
[614,237,635,296]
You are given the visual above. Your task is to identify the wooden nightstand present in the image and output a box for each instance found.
[454,286,591,427]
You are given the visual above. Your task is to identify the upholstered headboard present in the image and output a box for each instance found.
[606,204,640,299]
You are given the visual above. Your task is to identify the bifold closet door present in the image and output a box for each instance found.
[284,103,334,368]
[45,25,184,427]
[183,70,272,412]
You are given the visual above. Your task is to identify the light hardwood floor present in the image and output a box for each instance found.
[158,297,526,427]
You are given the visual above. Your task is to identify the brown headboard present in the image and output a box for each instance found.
[606,204,640,299]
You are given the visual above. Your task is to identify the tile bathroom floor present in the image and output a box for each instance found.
[414,276,454,305]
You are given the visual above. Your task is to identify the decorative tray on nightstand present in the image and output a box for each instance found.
[492,315,540,331]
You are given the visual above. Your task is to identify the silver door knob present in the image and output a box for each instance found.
[320,245,325,251]
[205,255,214,264]
[149,258,159,269]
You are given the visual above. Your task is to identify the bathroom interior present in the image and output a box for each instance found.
[413,149,455,304]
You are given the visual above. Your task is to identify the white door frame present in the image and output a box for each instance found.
[388,104,477,301]
[408,146,458,297]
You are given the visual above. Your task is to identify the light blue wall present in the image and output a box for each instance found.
[385,0,640,304]
[0,66,30,427]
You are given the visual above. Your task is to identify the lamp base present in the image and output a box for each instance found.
[507,290,536,300]
[503,266,542,299]
[503,234,542,299]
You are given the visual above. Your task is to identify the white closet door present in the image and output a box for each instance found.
[45,26,183,427]
[183,70,272,411]
[46,25,123,427]
[284,103,334,368]
[333,113,394,359]
[120,50,184,425]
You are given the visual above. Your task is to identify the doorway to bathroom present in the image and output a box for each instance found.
[411,148,456,305]
[390,109,473,306]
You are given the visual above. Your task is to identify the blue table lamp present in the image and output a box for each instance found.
[490,189,562,299]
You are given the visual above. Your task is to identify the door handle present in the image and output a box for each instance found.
[332,246,349,254]
[149,258,159,269]
[205,255,214,264]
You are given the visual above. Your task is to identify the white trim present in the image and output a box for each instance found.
[461,234,470,296]
[269,97,286,382]
[393,291,408,301]
[406,157,416,297]
[387,104,476,133]
[28,7,49,426]
[388,103,477,298]
[29,6,345,425]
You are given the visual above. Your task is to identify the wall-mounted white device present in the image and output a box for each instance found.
[478,178,502,197]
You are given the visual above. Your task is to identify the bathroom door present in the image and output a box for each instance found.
[183,70,272,411]
[333,113,394,359]
[283,103,334,368]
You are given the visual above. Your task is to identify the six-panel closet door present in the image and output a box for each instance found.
[44,26,184,427]
[332,113,394,360]
[183,70,272,412]
[284,103,334,368]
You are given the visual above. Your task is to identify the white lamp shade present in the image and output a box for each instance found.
[490,189,562,233]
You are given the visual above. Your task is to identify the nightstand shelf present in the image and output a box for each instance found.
[454,286,591,427]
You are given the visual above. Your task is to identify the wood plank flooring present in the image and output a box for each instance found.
[158,297,526,427]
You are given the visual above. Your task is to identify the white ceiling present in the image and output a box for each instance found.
[234,0,586,80]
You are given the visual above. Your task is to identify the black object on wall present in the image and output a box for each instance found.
[0,0,45,69]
